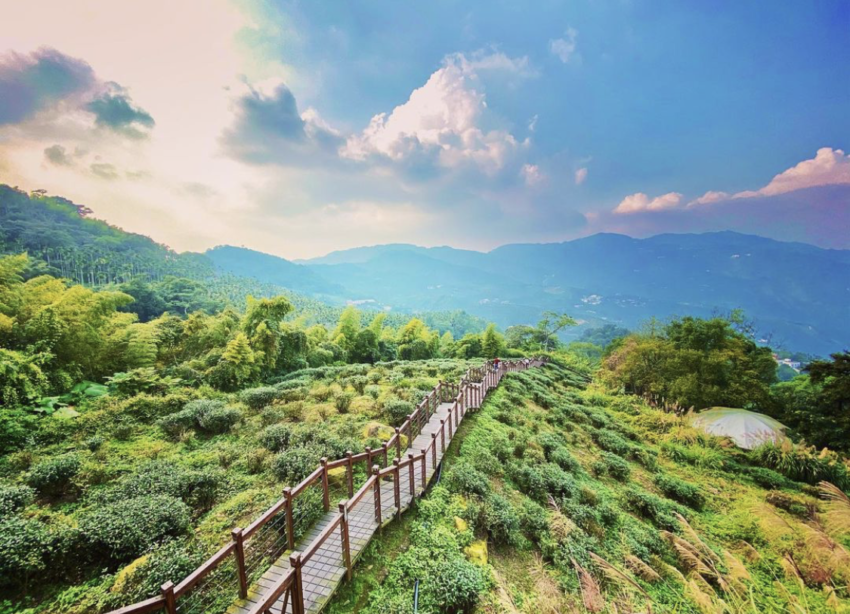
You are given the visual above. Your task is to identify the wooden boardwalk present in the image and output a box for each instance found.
[108,359,543,614]
[231,394,471,614]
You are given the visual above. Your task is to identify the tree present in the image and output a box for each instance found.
[333,306,361,352]
[537,311,577,351]
[601,315,776,410]
[481,324,505,359]
[771,352,850,451]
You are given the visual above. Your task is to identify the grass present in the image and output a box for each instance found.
[325,359,850,614]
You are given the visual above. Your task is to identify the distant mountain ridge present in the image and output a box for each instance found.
[214,232,850,355]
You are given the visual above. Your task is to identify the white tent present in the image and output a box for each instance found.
[690,407,787,450]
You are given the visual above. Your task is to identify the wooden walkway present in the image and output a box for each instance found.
[232,394,470,614]
[108,359,543,614]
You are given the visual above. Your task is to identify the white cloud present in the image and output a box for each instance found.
[341,51,530,175]
[575,167,587,185]
[521,163,544,186]
[614,192,683,214]
[688,190,729,206]
[549,28,579,64]
[734,147,850,198]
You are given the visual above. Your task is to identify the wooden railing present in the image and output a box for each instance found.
[106,357,544,614]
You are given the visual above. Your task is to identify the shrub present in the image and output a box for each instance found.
[108,538,204,603]
[0,483,35,515]
[196,405,241,434]
[741,466,795,490]
[661,442,726,470]
[469,448,503,477]
[156,408,197,438]
[0,516,52,587]
[623,488,685,529]
[383,398,414,427]
[519,499,549,543]
[483,493,521,545]
[539,463,579,499]
[238,386,280,410]
[26,453,81,495]
[349,376,369,394]
[260,424,294,452]
[653,473,705,510]
[273,447,321,483]
[79,495,191,563]
[445,461,490,496]
[108,461,223,512]
[596,452,631,481]
[365,385,381,400]
[508,463,546,500]
[549,446,582,474]
[84,435,105,452]
[334,391,355,414]
[749,441,849,489]
[592,428,633,457]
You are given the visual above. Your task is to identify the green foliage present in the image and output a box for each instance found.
[260,423,294,452]
[601,314,777,410]
[593,451,631,481]
[444,461,490,496]
[749,440,850,489]
[482,493,521,545]
[769,352,850,452]
[26,453,82,495]
[238,386,281,409]
[0,483,35,515]
[272,447,322,483]
[79,495,191,563]
[0,516,53,587]
[653,473,705,510]
[383,398,414,427]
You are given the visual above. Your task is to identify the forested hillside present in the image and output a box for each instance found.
[328,360,850,614]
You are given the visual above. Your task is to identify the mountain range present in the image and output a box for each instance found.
[207,232,850,356]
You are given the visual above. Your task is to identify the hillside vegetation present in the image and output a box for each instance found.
[0,356,488,614]
[328,360,850,614]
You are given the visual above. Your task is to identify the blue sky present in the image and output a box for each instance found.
[1,0,848,257]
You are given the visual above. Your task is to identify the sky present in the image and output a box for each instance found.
[0,0,848,259]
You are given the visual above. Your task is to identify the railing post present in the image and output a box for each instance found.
[290,551,305,614]
[393,458,401,517]
[447,410,453,439]
[339,501,352,581]
[431,433,437,470]
[161,582,177,614]
[366,446,372,470]
[395,427,402,460]
[283,487,295,549]
[346,451,354,498]
[321,457,330,511]
[440,419,446,453]
[420,448,427,492]
[407,452,415,497]
[372,465,382,526]
[232,527,248,599]
[381,443,388,468]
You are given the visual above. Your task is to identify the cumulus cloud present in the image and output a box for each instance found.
[86,84,154,139]
[734,147,850,198]
[90,162,118,180]
[222,81,343,165]
[575,167,587,185]
[44,144,73,166]
[688,190,729,206]
[341,51,531,176]
[0,47,96,125]
[549,28,579,64]
[614,191,683,214]
[0,46,154,141]
[521,163,544,186]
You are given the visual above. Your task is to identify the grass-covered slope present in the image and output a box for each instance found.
[0,359,480,614]
[328,360,850,614]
